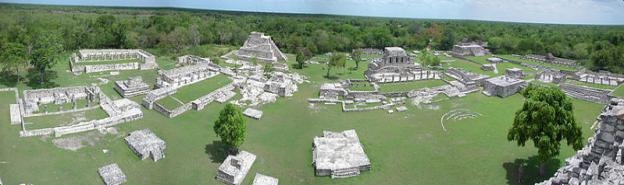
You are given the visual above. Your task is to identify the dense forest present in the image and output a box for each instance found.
[0,4,623,76]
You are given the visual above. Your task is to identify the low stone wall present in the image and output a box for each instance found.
[153,102,192,118]
[84,62,139,73]
[560,84,611,104]
[192,83,235,110]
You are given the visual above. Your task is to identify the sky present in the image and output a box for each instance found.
[2,0,624,25]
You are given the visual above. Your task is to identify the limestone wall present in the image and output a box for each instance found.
[560,84,611,104]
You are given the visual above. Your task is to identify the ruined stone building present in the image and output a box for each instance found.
[263,72,298,97]
[124,129,166,162]
[482,76,526,98]
[216,151,257,185]
[155,62,220,88]
[445,68,488,91]
[319,83,347,100]
[235,32,287,63]
[574,69,624,86]
[313,129,371,178]
[69,49,157,74]
[524,53,577,66]
[505,68,524,79]
[560,84,611,104]
[22,86,101,115]
[98,163,126,185]
[114,76,150,98]
[451,42,488,56]
[365,47,439,83]
[538,98,624,185]
[536,70,565,84]
[252,173,278,185]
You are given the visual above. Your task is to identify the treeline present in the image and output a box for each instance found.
[0,4,623,73]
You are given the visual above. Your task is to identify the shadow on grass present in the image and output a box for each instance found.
[205,140,228,163]
[324,75,339,80]
[26,69,59,89]
[503,156,561,185]
[0,71,19,87]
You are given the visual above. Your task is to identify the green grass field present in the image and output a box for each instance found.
[155,96,184,110]
[565,80,617,90]
[378,80,447,92]
[0,46,608,185]
[611,85,624,97]
[23,107,110,130]
[172,75,232,103]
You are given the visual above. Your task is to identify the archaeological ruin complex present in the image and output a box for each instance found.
[69,49,157,74]
[365,47,440,83]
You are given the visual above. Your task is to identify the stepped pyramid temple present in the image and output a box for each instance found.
[236,32,288,63]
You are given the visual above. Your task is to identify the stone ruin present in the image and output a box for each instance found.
[365,47,440,83]
[98,163,126,185]
[537,69,565,84]
[124,129,166,162]
[574,69,624,87]
[114,76,150,98]
[505,68,525,79]
[319,83,347,100]
[313,129,371,178]
[524,53,577,66]
[235,32,287,63]
[216,150,257,185]
[451,41,489,56]
[481,64,495,71]
[252,173,278,185]
[487,57,503,63]
[243,108,263,120]
[445,67,489,91]
[18,86,144,137]
[21,86,101,116]
[69,49,157,74]
[560,83,611,104]
[482,76,526,98]
[537,98,624,185]
[142,87,176,110]
[155,56,220,89]
[232,71,303,107]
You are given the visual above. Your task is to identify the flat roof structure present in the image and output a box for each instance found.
[98,163,127,185]
[216,150,257,185]
[313,129,371,178]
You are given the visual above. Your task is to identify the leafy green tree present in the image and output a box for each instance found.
[264,63,274,78]
[29,32,62,86]
[327,52,345,78]
[213,103,247,154]
[418,50,440,67]
[351,49,363,69]
[296,49,305,69]
[507,84,583,176]
[1,42,27,83]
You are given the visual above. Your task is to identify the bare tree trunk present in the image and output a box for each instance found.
[539,162,546,176]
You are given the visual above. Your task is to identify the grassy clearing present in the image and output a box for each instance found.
[378,80,447,92]
[172,75,231,103]
[23,107,110,130]
[156,96,184,110]
[0,47,609,185]
[611,85,624,97]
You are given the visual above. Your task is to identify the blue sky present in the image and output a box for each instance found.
[2,0,624,25]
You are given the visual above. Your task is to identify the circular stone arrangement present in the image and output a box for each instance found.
[440,109,482,132]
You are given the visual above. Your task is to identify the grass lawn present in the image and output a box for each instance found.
[23,107,110,130]
[0,47,609,185]
[378,80,447,92]
[347,81,375,91]
[172,74,232,103]
[611,85,624,97]
[156,96,184,110]
[448,55,537,80]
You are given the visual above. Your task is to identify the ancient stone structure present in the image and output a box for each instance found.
[252,173,278,185]
[233,72,303,107]
[176,55,211,66]
[560,84,611,104]
[482,76,526,98]
[536,70,565,84]
[524,53,577,66]
[451,42,488,56]
[263,72,298,97]
[481,64,495,71]
[574,69,624,86]
[124,129,166,162]
[191,84,236,110]
[313,129,371,178]
[319,83,347,100]
[22,86,101,116]
[487,57,502,63]
[505,68,524,79]
[69,49,157,74]
[243,108,263,120]
[114,76,150,98]
[156,61,220,89]
[235,32,287,63]
[538,98,624,185]
[365,47,440,83]
[142,87,176,110]
[216,150,257,185]
[98,163,126,185]
[445,67,489,90]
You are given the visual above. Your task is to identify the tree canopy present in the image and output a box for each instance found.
[508,84,583,175]
[213,103,247,153]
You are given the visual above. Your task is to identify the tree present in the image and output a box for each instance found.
[1,42,27,83]
[351,49,363,69]
[296,49,305,69]
[213,103,247,154]
[263,63,274,78]
[418,50,440,67]
[29,32,62,86]
[507,84,583,176]
[327,52,345,78]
